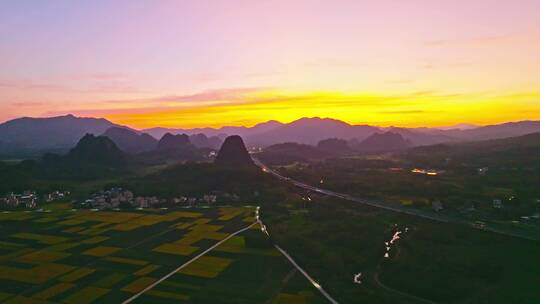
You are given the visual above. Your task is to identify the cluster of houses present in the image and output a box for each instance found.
[0,190,69,209]
[432,198,505,213]
[83,187,218,210]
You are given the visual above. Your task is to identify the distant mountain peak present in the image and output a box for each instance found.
[102,127,157,153]
[437,123,478,130]
[66,133,127,165]
[290,117,352,126]
[317,138,353,155]
[248,117,377,146]
[157,133,190,151]
[252,120,283,128]
[189,133,223,149]
[215,135,254,166]
[354,131,411,153]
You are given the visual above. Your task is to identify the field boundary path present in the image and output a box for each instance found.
[121,221,258,304]
[373,269,436,304]
[256,207,339,304]
[274,245,339,304]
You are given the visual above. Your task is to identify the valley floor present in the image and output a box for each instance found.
[0,206,325,304]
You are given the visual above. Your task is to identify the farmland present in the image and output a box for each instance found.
[0,206,324,304]
[264,195,540,303]
[131,227,326,304]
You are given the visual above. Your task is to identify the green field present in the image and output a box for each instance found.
[0,207,324,304]
[132,228,326,304]
[4,191,537,304]
[264,196,540,303]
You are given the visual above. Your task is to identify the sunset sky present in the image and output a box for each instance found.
[1,0,539,129]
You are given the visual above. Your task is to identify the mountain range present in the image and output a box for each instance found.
[2,114,540,159]
[403,132,540,170]
[143,120,283,139]
[257,132,413,165]
[137,133,205,163]
[0,114,120,158]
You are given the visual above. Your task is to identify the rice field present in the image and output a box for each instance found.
[0,207,325,303]
[130,227,328,304]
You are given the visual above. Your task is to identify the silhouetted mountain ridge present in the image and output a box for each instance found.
[143,120,283,139]
[215,136,254,167]
[0,114,124,158]
[37,134,130,180]
[404,132,540,169]
[157,133,191,150]
[317,138,354,156]
[247,117,380,146]
[62,134,127,165]
[188,134,223,150]
[353,132,411,153]
[3,115,540,160]
[135,133,204,163]
[102,127,157,154]
[0,114,121,148]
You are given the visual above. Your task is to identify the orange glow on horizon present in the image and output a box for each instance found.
[95,90,540,129]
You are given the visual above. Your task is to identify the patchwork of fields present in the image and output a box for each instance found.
[0,207,325,304]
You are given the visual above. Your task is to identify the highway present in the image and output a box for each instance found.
[253,158,540,242]
[254,158,449,223]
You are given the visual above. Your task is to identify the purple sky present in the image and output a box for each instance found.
[1,0,539,127]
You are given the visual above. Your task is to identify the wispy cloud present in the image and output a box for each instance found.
[0,73,145,95]
[424,30,540,48]
[12,102,44,107]
[0,80,67,90]
[423,34,511,48]
[378,110,428,114]
[385,79,414,85]
[155,87,265,103]
[44,87,270,116]
[93,87,271,110]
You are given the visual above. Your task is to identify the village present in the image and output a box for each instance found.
[81,187,222,210]
[0,190,69,209]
